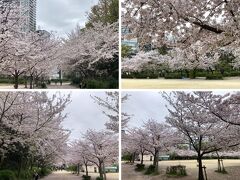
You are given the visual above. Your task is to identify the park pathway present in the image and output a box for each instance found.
[0,82,78,89]
[42,170,80,180]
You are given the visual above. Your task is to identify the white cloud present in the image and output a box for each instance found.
[36,0,99,37]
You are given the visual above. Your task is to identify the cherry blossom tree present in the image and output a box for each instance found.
[91,92,129,133]
[163,91,240,180]
[123,0,240,71]
[122,128,142,164]
[122,119,176,173]
[68,140,93,176]
[83,130,118,179]
[122,50,168,73]
[0,92,71,174]
[141,119,175,173]
[0,1,64,89]
[123,0,239,48]
[122,43,222,78]
[62,22,118,81]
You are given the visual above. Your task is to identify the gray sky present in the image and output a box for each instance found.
[122,91,231,128]
[122,91,169,128]
[59,91,110,141]
[36,0,99,37]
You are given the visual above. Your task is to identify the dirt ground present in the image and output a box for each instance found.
[122,159,240,180]
[42,170,119,180]
[122,77,240,89]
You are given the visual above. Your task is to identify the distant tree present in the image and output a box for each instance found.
[121,45,132,58]
[86,0,119,26]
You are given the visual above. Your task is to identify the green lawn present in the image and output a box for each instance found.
[122,77,240,89]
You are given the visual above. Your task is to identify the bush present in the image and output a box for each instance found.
[96,177,103,180]
[135,164,145,171]
[38,167,51,177]
[85,79,118,89]
[206,73,223,80]
[122,153,133,162]
[164,73,182,79]
[82,175,91,180]
[18,170,34,180]
[166,165,187,177]
[144,165,156,175]
[0,170,17,180]
[41,83,47,89]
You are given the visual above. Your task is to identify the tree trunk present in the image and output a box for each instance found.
[153,149,159,173]
[216,151,221,172]
[85,164,88,176]
[17,156,22,178]
[99,162,103,179]
[141,152,144,164]
[30,75,34,89]
[14,71,19,89]
[0,154,5,168]
[103,161,107,180]
[24,75,28,88]
[132,152,135,163]
[77,163,80,175]
[198,155,204,180]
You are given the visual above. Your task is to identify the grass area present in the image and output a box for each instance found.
[122,159,240,180]
[122,77,240,89]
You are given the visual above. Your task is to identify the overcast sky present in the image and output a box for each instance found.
[36,0,99,37]
[59,91,110,141]
[122,91,231,128]
[122,91,169,128]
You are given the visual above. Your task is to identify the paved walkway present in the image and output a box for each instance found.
[122,77,240,89]
[42,171,119,180]
[0,83,78,89]
[42,171,80,180]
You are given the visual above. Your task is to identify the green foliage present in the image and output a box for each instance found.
[164,73,183,79]
[96,177,103,180]
[135,164,145,172]
[206,72,223,80]
[122,45,132,58]
[86,0,119,26]
[166,165,187,177]
[122,71,160,79]
[158,45,168,55]
[38,167,51,177]
[66,165,78,173]
[40,83,47,89]
[85,78,118,89]
[144,165,156,175]
[122,153,133,161]
[0,170,17,180]
[82,175,91,180]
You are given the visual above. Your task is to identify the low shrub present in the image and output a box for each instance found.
[166,165,187,177]
[38,167,51,177]
[96,177,103,180]
[144,165,156,175]
[0,170,17,180]
[82,175,91,180]
[164,73,182,79]
[206,73,223,80]
[40,83,47,89]
[135,164,145,171]
[85,79,118,89]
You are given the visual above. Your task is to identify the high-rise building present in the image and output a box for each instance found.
[20,0,37,32]
[4,0,37,32]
